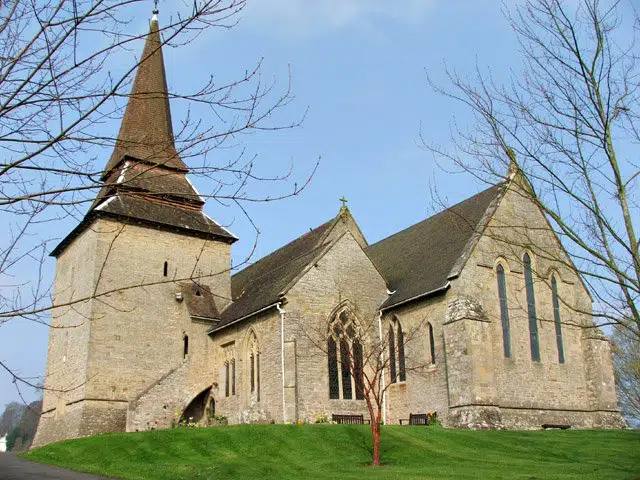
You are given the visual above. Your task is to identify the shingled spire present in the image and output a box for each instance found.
[103,14,186,176]
[51,11,236,257]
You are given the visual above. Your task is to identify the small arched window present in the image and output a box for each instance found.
[163,261,168,277]
[397,322,406,382]
[248,331,261,401]
[388,326,397,382]
[224,361,230,397]
[551,275,565,364]
[223,344,235,397]
[523,253,540,362]
[183,335,189,359]
[327,309,364,400]
[427,322,436,365]
[496,263,512,358]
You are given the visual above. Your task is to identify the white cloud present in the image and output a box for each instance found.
[241,0,436,37]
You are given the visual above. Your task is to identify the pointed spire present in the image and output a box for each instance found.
[102,11,186,179]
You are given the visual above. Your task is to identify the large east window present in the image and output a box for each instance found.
[327,309,364,400]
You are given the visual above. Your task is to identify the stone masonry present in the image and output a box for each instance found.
[33,13,624,448]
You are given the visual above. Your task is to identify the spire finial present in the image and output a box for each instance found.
[152,0,159,18]
[339,196,348,209]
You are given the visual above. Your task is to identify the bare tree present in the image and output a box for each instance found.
[611,321,640,425]
[0,1,314,396]
[424,0,639,343]
[301,304,433,467]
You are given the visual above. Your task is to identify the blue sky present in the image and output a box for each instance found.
[0,0,530,408]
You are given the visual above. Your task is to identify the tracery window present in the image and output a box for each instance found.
[496,263,512,358]
[248,331,261,401]
[222,343,235,397]
[327,309,364,400]
[388,317,406,383]
[427,322,436,365]
[523,253,540,362]
[551,275,565,364]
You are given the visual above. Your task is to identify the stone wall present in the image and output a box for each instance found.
[383,295,450,426]
[33,225,100,448]
[209,309,282,424]
[285,232,388,423]
[34,218,232,446]
[447,181,624,428]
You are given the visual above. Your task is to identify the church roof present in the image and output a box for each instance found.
[212,185,503,329]
[366,183,504,310]
[179,282,220,321]
[213,218,336,329]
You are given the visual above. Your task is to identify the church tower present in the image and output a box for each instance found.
[33,11,236,447]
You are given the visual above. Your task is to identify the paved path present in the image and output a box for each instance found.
[0,453,111,479]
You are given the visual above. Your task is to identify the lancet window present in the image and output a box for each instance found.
[551,275,565,364]
[496,263,512,358]
[248,331,261,401]
[523,253,540,362]
[388,317,406,383]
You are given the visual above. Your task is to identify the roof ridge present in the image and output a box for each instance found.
[231,217,335,281]
[367,183,504,249]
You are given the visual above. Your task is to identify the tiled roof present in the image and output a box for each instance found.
[179,282,220,320]
[212,219,335,330]
[103,18,186,176]
[366,184,504,310]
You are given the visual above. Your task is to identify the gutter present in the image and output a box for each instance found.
[207,303,278,334]
[277,302,287,423]
[380,282,451,312]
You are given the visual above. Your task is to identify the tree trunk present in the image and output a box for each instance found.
[370,416,381,466]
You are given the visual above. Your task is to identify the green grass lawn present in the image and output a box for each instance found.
[23,425,639,480]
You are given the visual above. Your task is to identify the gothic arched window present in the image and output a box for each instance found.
[248,331,261,401]
[388,325,397,382]
[388,318,406,383]
[496,263,512,358]
[397,322,406,382]
[551,275,565,364]
[327,309,364,400]
[523,253,540,362]
[427,322,436,365]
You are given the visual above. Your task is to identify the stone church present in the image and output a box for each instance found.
[33,14,624,447]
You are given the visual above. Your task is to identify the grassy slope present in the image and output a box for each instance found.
[24,425,639,480]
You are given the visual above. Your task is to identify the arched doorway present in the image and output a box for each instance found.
[181,387,211,425]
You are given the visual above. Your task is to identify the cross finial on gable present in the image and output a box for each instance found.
[339,197,348,208]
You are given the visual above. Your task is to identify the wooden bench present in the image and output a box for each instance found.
[400,413,428,425]
[332,414,370,425]
[542,423,571,430]
[400,412,438,425]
